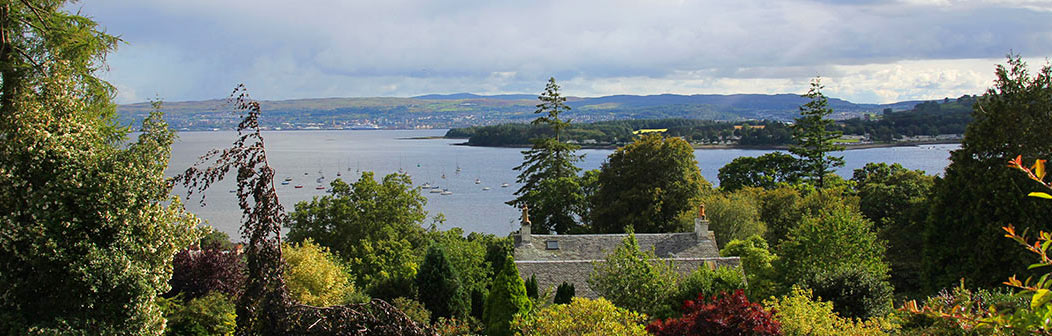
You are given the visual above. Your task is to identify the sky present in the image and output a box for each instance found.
[77,0,1052,104]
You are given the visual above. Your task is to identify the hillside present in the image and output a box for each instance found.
[117,92,941,131]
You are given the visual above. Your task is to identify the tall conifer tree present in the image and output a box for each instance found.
[509,77,585,234]
[790,78,844,188]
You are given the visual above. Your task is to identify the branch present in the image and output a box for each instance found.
[18,0,49,34]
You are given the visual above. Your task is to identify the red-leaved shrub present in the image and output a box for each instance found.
[647,289,781,336]
[168,247,246,300]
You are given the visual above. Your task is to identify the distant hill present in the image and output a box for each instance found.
[116,92,957,131]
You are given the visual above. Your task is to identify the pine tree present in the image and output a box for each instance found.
[525,274,539,299]
[484,256,532,336]
[416,245,469,322]
[790,78,844,188]
[509,77,585,234]
[554,283,575,304]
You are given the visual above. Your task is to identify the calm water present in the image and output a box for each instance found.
[167,130,958,238]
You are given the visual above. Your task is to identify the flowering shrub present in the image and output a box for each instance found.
[647,290,781,336]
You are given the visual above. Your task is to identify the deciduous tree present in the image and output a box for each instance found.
[588,234,678,318]
[718,152,803,191]
[591,134,712,233]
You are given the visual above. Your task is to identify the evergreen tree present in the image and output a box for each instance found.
[484,256,532,336]
[416,245,469,322]
[590,134,712,233]
[790,78,844,188]
[554,283,575,305]
[509,77,585,234]
[525,274,539,299]
[0,2,201,334]
[923,56,1052,290]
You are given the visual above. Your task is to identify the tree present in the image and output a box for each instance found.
[554,283,575,305]
[484,256,532,336]
[699,188,767,248]
[718,152,804,191]
[720,236,781,300]
[922,56,1052,290]
[286,172,428,297]
[0,17,201,336]
[509,77,585,234]
[283,239,365,307]
[591,134,712,233]
[525,274,539,299]
[851,162,934,298]
[777,207,890,288]
[512,297,648,336]
[790,78,844,188]
[158,292,238,336]
[588,234,678,318]
[646,290,781,336]
[416,245,469,322]
[803,267,894,320]
[667,266,745,315]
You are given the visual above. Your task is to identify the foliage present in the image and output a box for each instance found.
[0,70,202,334]
[169,247,247,301]
[432,317,481,336]
[700,188,767,248]
[390,297,432,327]
[899,283,1024,335]
[668,266,746,315]
[790,77,845,188]
[922,56,1052,290]
[199,228,237,250]
[511,297,649,336]
[176,87,432,336]
[588,234,678,318]
[718,152,804,191]
[765,287,892,336]
[509,77,585,234]
[426,228,495,296]
[286,172,429,298]
[283,239,365,307]
[647,290,781,336]
[484,256,532,336]
[777,207,889,288]
[721,235,782,300]
[590,134,712,233]
[416,245,469,321]
[525,274,539,299]
[756,186,805,246]
[852,162,934,299]
[159,292,238,336]
[803,267,895,320]
[554,283,576,305]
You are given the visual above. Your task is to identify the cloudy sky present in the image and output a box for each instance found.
[77,0,1052,104]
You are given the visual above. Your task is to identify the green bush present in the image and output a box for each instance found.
[390,297,432,327]
[525,274,539,299]
[803,267,894,320]
[160,292,237,336]
[588,234,677,318]
[720,235,781,300]
[668,266,745,314]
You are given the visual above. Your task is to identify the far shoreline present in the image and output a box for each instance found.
[446,139,961,151]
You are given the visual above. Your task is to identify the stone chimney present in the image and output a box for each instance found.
[694,203,709,236]
[517,204,532,246]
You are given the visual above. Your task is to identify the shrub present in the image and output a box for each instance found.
[700,189,767,248]
[668,266,746,315]
[168,247,247,301]
[898,283,1024,335]
[390,297,432,327]
[554,282,575,305]
[803,267,894,320]
[283,239,365,307]
[766,287,892,336]
[777,207,889,289]
[484,255,532,336]
[432,317,481,336]
[416,245,469,321]
[647,289,781,336]
[159,292,237,336]
[588,234,677,318]
[512,297,648,336]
